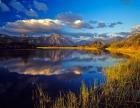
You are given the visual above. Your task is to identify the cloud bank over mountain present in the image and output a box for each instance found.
[0,11,124,37]
[0,19,63,34]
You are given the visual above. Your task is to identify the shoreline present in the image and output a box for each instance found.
[37,46,98,50]
[106,47,140,58]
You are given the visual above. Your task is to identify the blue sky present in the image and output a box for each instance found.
[0,0,140,40]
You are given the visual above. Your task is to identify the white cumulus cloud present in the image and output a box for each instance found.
[56,12,93,29]
[73,20,93,29]
[0,19,64,34]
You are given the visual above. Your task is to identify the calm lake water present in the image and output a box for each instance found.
[0,49,124,108]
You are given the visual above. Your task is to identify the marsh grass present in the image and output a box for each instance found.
[32,84,51,108]
[32,58,140,108]
[103,58,140,107]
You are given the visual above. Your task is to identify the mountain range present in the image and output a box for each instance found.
[0,33,139,48]
[38,34,74,46]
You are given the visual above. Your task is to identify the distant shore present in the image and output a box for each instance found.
[37,46,98,50]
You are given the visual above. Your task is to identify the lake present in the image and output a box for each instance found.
[0,49,124,108]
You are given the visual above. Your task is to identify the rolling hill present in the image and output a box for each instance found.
[109,33,140,48]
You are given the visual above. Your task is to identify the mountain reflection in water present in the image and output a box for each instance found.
[0,49,124,77]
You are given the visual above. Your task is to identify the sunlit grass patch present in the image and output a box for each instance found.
[104,58,140,107]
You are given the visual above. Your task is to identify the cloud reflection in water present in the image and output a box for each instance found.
[0,49,123,77]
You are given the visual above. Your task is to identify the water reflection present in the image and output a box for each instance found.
[0,49,123,77]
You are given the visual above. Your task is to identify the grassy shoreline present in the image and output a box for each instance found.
[106,47,140,58]
[32,47,140,108]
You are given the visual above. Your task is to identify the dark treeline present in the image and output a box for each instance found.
[0,34,36,49]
